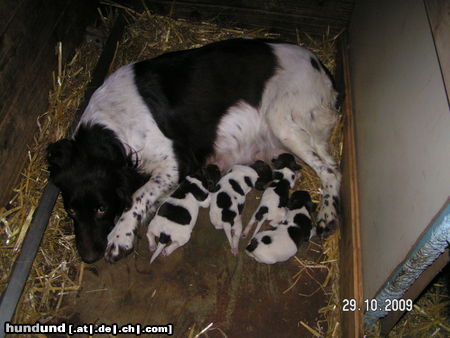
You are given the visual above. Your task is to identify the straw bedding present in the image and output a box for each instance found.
[0,3,346,336]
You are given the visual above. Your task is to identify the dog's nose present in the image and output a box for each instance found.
[79,248,103,264]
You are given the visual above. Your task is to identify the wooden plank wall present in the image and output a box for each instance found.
[0,0,99,207]
[141,0,354,39]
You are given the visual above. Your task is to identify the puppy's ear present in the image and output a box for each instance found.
[290,162,301,172]
[46,139,74,177]
[251,161,273,191]
[306,201,317,214]
[271,157,283,170]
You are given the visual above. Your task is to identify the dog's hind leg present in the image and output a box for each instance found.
[268,114,341,237]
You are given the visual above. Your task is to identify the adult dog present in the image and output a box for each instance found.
[47,39,340,263]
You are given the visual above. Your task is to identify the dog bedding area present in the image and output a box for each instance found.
[1,4,343,337]
[65,190,329,337]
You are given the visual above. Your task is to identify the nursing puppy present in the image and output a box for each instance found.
[242,153,300,238]
[209,160,272,255]
[147,165,220,263]
[245,190,315,264]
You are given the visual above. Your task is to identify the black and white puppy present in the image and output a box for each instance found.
[209,161,272,255]
[242,153,301,239]
[245,190,315,264]
[147,165,221,263]
[47,39,340,263]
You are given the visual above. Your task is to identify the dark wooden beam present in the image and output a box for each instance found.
[0,0,100,208]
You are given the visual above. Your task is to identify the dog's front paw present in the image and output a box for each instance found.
[316,197,340,238]
[105,224,135,263]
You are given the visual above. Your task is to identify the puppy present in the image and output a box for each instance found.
[147,165,221,263]
[209,160,272,255]
[242,153,301,239]
[245,190,315,264]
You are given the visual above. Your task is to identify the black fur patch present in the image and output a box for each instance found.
[157,203,192,225]
[287,225,309,247]
[273,180,290,208]
[255,206,268,221]
[288,191,313,211]
[310,57,320,72]
[222,209,236,225]
[246,238,258,252]
[272,171,283,181]
[293,213,312,229]
[229,179,245,195]
[262,235,272,244]
[133,39,277,177]
[190,184,208,201]
[244,176,253,187]
[238,203,244,214]
[217,192,232,209]
[333,196,340,211]
[159,232,172,244]
[250,160,273,190]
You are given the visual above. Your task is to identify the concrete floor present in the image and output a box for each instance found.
[65,191,327,337]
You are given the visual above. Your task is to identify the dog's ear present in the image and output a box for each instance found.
[46,139,74,177]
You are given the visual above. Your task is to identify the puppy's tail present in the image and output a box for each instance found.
[150,242,166,264]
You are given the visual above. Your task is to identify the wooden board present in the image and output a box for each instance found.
[338,35,364,337]
[138,0,354,40]
[0,0,99,208]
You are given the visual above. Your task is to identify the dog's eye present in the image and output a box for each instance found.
[95,205,106,217]
[67,208,76,217]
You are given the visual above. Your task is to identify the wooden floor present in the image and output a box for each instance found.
[64,191,327,337]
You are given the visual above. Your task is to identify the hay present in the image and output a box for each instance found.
[1,2,344,333]
[386,276,450,337]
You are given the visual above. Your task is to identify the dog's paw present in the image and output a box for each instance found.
[315,193,340,238]
[105,224,135,263]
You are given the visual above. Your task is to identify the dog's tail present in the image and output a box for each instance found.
[150,242,166,264]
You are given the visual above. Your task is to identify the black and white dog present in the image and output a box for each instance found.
[47,38,340,263]
[147,165,220,263]
[245,190,316,264]
[209,161,272,255]
[242,153,300,238]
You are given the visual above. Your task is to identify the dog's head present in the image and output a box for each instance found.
[288,190,316,214]
[271,153,301,172]
[250,160,273,190]
[47,125,147,263]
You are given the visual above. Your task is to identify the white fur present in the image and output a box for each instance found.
[243,167,299,238]
[209,165,259,255]
[146,176,210,263]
